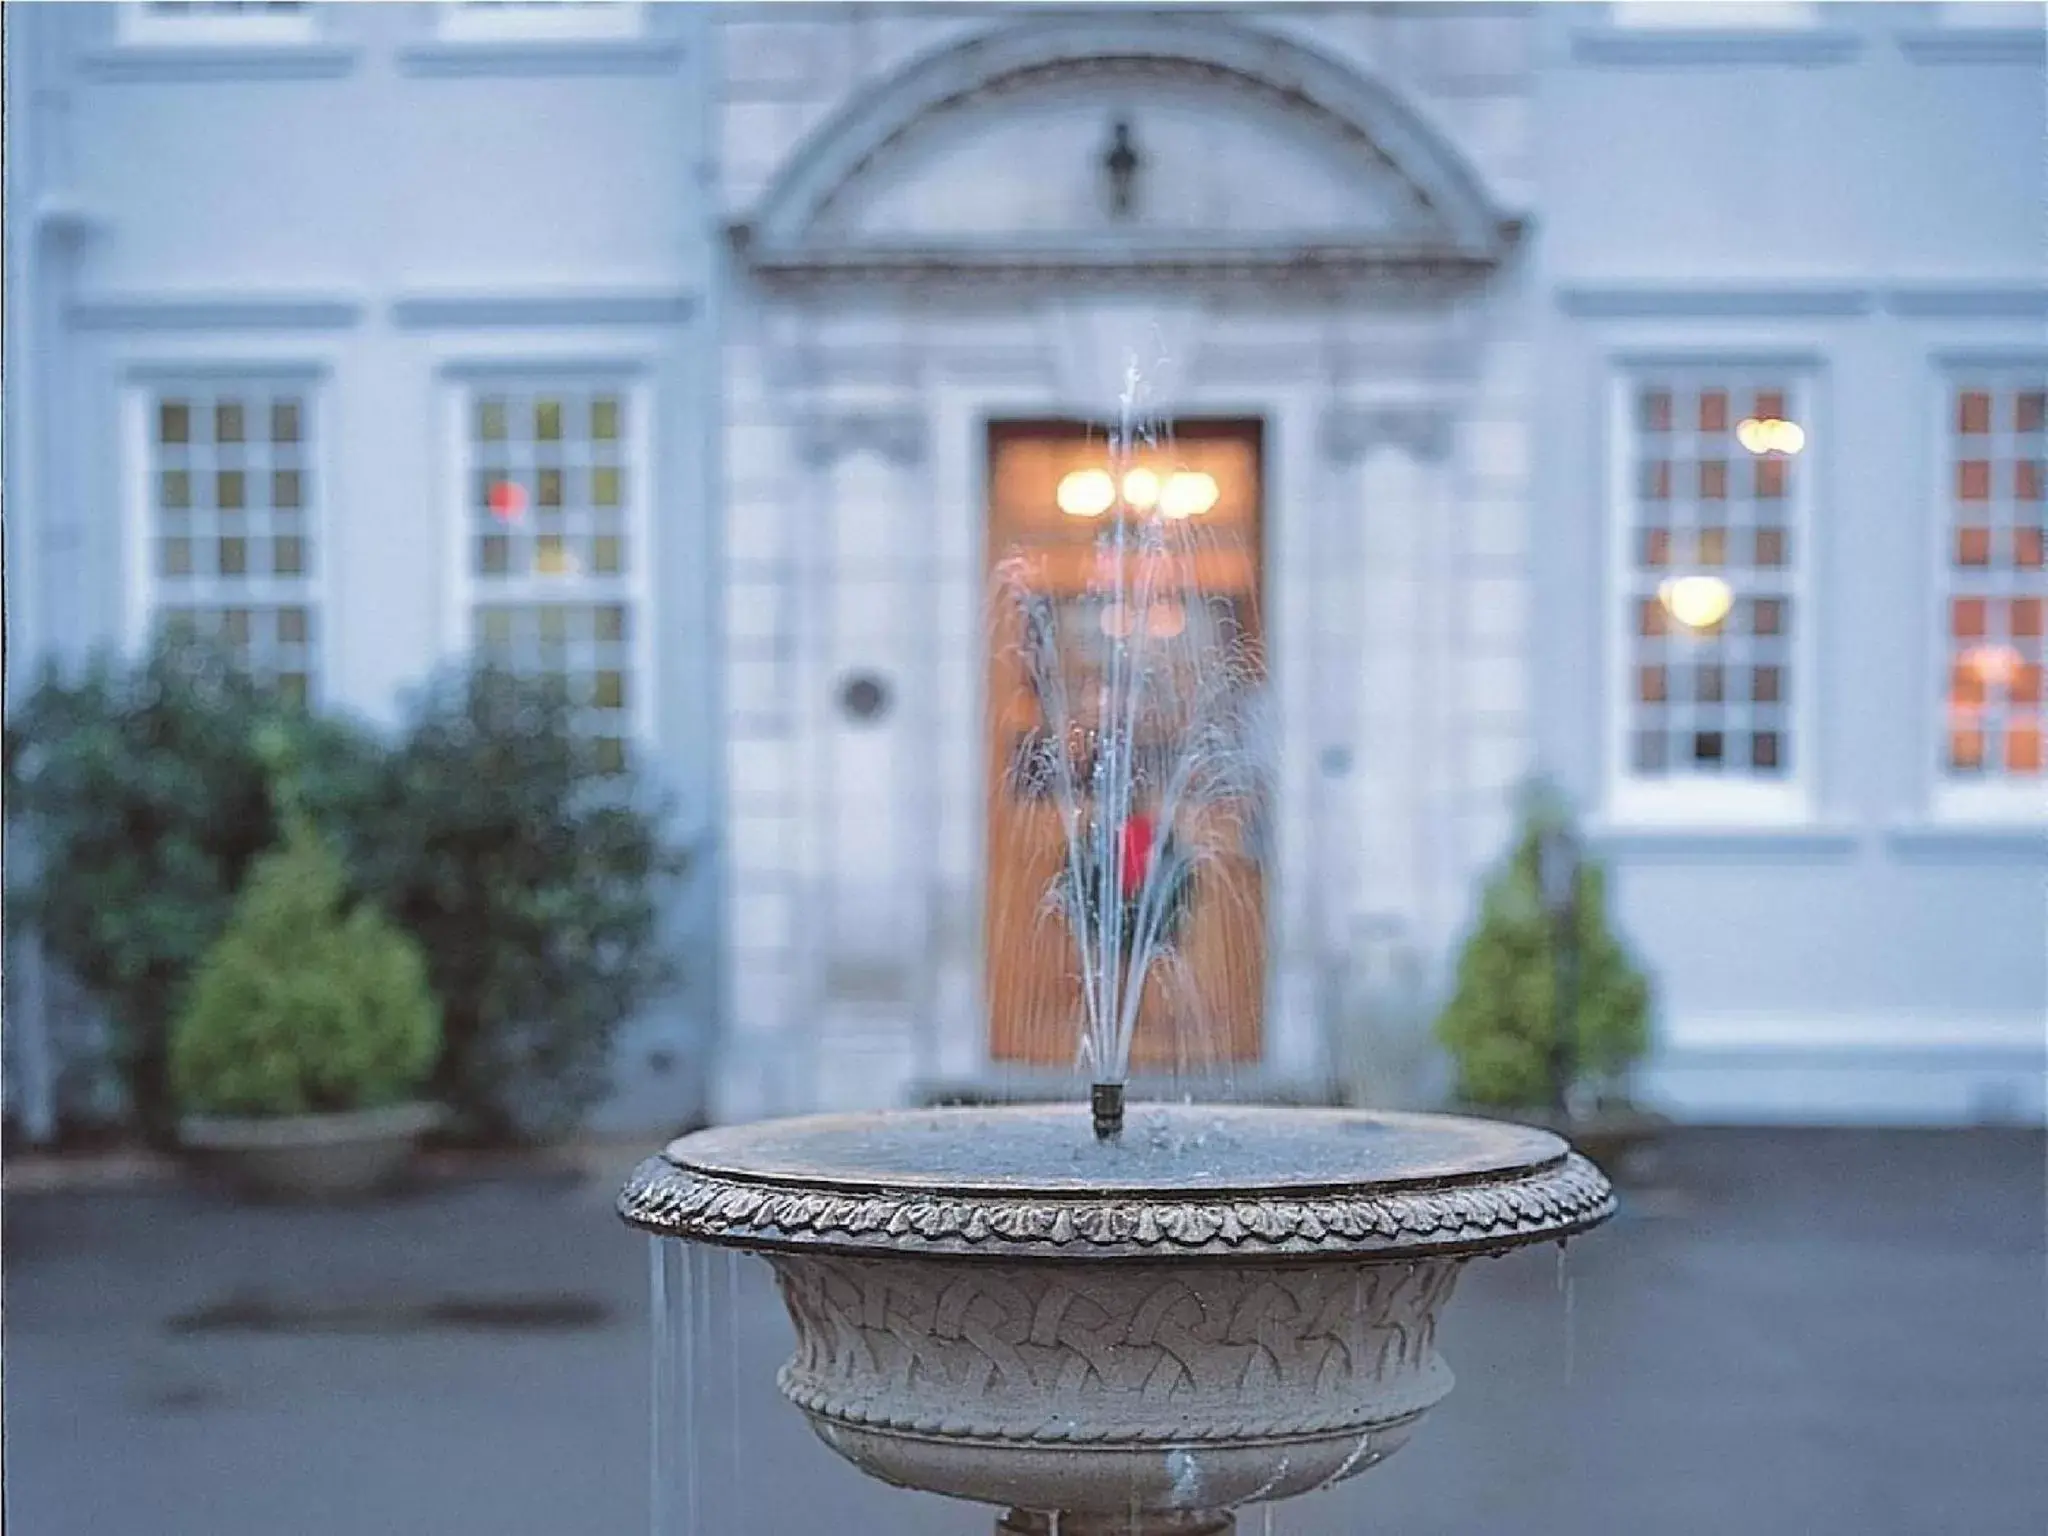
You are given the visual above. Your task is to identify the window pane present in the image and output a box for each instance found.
[218,537,247,576]
[1751,598,1784,637]
[1751,731,1781,772]
[1951,598,1987,639]
[271,399,301,443]
[1639,528,1671,567]
[1698,460,1727,500]
[2018,391,2046,434]
[273,469,302,510]
[1691,730,1724,768]
[2016,528,2045,569]
[1632,730,1668,774]
[2018,461,2043,502]
[217,470,246,511]
[273,536,304,577]
[1752,665,1782,705]
[160,537,193,577]
[592,466,622,508]
[1754,527,1787,567]
[1698,390,1728,433]
[1957,461,1990,501]
[1959,391,1992,435]
[1637,665,1666,704]
[2008,721,2044,775]
[478,398,508,442]
[2011,598,2044,640]
[535,399,563,441]
[1956,527,1992,567]
[159,400,191,445]
[591,395,621,441]
[215,401,245,444]
[161,470,192,510]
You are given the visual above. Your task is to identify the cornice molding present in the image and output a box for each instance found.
[1558,283,1873,320]
[395,38,685,78]
[1882,283,2048,319]
[741,234,1511,296]
[1895,27,2045,65]
[1569,27,1865,68]
[77,44,358,83]
[389,287,696,329]
[69,291,366,331]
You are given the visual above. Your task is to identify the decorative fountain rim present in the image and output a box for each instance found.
[619,1103,1614,1264]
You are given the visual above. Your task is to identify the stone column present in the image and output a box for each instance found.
[793,404,934,1112]
[1322,402,1456,1105]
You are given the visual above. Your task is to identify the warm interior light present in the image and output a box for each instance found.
[1146,600,1186,639]
[1737,417,1806,456]
[1099,601,1136,640]
[1121,467,1161,511]
[1966,643,2022,688]
[1159,471,1220,520]
[1658,574,1735,631]
[1057,468,1115,519]
[534,543,580,577]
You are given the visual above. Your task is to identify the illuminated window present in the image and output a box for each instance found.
[1613,369,1809,818]
[120,2,316,45]
[435,1,643,41]
[1941,368,2046,801]
[459,381,646,771]
[139,382,319,707]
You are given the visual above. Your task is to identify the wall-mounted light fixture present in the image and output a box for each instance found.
[1658,573,1735,631]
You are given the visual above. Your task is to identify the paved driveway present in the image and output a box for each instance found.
[5,1129,2044,1536]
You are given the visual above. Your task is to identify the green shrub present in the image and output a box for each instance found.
[342,665,687,1143]
[170,818,439,1118]
[5,634,381,1142]
[1435,783,1653,1110]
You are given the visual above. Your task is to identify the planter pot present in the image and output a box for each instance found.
[622,1104,1612,1534]
[179,1102,442,1202]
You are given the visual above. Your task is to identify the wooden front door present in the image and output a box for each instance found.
[984,419,1266,1071]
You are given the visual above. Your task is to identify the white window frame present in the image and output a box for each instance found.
[442,369,658,756]
[122,367,330,703]
[434,1,644,43]
[1929,360,2048,826]
[1604,364,1819,828]
[118,2,320,48]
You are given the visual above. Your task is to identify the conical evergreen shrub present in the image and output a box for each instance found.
[1435,785,1653,1110]
[170,817,440,1119]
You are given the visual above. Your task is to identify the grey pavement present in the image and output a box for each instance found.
[4,1129,2045,1536]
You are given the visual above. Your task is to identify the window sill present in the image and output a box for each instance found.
[1885,819,2048,861]
[80,43,358,83]
[1896,28,2046,66]
[1586,819,1863,860]
[396,38,684,78]
[1569,27,1864,67]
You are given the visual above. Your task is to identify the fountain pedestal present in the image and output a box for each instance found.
[622,1103,1611,1532]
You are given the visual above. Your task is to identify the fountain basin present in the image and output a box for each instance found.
[620,1103,1612,1533]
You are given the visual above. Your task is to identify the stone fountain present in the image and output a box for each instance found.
[621,385,1613,1533]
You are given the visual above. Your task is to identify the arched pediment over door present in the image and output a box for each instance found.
[735,14,1523,293]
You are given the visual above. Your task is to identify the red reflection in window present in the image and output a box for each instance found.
[488,480,527,522]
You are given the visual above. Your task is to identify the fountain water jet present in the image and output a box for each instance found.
[624,368,1613,1534]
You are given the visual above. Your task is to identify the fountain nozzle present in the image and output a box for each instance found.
[1091,1081,1125,1141]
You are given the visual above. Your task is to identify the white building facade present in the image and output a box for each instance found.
[5,3,2043,1137]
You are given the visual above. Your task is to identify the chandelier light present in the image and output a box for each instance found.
[1057,468,1116,519]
